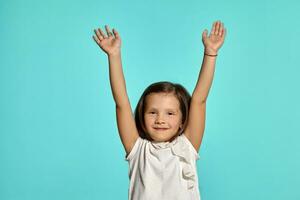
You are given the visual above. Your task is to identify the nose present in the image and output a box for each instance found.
[155,114,165,124]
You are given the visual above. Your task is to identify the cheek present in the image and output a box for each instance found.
[144,116,153,126]
[172,117,182,126]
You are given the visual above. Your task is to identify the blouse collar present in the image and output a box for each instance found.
[149,134,197,190]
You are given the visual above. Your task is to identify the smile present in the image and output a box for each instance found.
[154,128,168,131]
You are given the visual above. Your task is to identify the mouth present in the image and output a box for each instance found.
[154,128,169,131]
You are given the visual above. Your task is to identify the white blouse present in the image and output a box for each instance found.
[125,133,201,200]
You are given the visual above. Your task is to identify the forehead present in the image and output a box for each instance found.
[145,93,180,110]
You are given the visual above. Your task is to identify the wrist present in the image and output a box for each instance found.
[108,50,121,58]
[204,48,218,55]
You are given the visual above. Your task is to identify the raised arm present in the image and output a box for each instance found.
[93,25,139,156]
[184,21,227,152]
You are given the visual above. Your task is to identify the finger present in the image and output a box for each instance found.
[219,22,224,36]
[93,35,100,44]
[211,21,217,35]
[223,28,227,39]
[105,25,113,37]
[112,28,120,39]
[98,28,106,39]
[215,21,221,36]
[202,29,208,40]
[94,29,104,41]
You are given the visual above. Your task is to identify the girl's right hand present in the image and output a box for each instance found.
[93,25,121,56]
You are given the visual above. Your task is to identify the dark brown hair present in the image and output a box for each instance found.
[134,81,191,140]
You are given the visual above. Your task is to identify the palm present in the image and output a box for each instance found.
[100,37,121,54]
[202,21,226,53]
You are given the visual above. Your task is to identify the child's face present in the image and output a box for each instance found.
[144,93,183,143]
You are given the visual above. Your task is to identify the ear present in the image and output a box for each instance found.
[178,124,184,135]
[179,124,183,130]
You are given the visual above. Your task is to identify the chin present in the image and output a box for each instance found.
[151,133,177,142]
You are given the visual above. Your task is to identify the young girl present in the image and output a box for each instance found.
[93,20,226,200]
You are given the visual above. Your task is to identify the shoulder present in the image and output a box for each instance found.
[178,134,200,160]
[125,136,148,161]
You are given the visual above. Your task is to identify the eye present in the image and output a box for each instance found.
[149,111,156,114]
[168,112,174,115]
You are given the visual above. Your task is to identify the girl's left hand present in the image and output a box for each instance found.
[202,20,226,54]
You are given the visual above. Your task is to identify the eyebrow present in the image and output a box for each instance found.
[147,108,178,112]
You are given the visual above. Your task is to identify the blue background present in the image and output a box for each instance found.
[1,0,300,199]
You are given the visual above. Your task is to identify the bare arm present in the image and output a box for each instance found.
[108,52,130,107]
[192,50,217,103]
[108,52,139,156]
[185,21,227,152]
[93,25,139,156]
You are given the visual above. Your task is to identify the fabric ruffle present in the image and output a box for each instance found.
[150,135,196,190]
